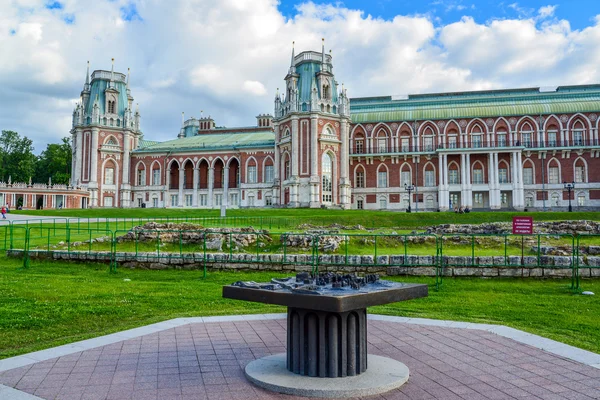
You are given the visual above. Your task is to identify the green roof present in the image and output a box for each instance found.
[133,131,274,153]
[138,139,159,149]
[350,85,600,123]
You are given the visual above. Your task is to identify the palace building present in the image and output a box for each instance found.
[66,45,600,211]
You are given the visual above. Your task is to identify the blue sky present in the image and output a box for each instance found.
[278,0,598,30]
[3,0,600,152]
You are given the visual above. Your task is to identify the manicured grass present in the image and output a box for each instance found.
[10,208,600,229]
[0,255,598,360]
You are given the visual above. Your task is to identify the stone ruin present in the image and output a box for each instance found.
[114,222,272,251]
[422,220,600,236]
[281,230,345,252]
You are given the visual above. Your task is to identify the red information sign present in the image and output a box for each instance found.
[512,216,533,235]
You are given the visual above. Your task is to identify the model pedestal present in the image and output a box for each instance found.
[287,307,367,377]
[223,279,427,397]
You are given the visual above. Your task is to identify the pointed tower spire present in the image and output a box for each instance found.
[85,61,90,86]
[289,41,296,74]
[181,112,185,125]
[321,38,325,64]
[110,58,115,88]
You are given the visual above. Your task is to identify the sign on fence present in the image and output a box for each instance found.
[512,216,533,234]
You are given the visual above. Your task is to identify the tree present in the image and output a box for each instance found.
[35,137,72,185]
[0,130,36,183]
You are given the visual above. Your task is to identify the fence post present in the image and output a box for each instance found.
[110,231,117,273]
[22,228,30,269]
[203,233,207,279]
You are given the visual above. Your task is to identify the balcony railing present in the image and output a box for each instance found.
[350,139,600,155]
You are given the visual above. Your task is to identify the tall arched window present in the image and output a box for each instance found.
[322,153,333,203]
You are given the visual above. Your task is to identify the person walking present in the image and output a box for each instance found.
[1,205,6,219]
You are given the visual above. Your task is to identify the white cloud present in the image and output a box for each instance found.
[242,80,267,96]
[538,5,557,19]
[0,0,599,154]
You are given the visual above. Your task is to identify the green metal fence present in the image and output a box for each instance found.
[3,220,600,291]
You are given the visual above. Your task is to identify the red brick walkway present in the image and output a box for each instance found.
[1,319,599,400]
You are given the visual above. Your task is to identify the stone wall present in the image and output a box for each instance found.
[6,249,600,278]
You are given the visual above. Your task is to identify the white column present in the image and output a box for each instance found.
[178,167,184,207]
[223,167,229,207]
[511,152,519,208]
[488,153,494,208]
[460,153,466,206]
[208,167,214,208]
[494,152,500,209]
[561,129,567,147]
[89,128,99,207]
[465,153,472,207]
[122,132,131,185]
[290,116,300,207]
[438,154,444,210]
[310,115,319,207]
[517,152,524,208]
[443,154,449,209]
[192,167,199,207]
[74,129,83,185]
[292,116,299,177]
[340,118,350,208]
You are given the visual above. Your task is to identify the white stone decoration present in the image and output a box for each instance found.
[391,123,398,130]
[590,114,598,122]
[509,117,517,126]
[486,118,494,127]
[560,115,569,122]
[366,124,373,131]
[459,120,467,128]
[437,121,446,129]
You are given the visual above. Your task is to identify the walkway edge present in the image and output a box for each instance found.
[1,313,598,376]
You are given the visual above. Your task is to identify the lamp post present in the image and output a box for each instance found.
[563,181,575,212]
[404,183,415,213]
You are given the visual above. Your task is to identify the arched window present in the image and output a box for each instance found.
[355,167,365,188]
[354,133,365,154]
[136,164,146,186]
[322,153,333,203]
[108,100,115,114]
[246,158,257,184]
[323,85,330,100]
[574,158,587,183]
[151,163,161,186]
[377,165,388,188]
[520,122,534,148]
[106,137,117,146]
[472,162,484,184]
[577,193,586,207]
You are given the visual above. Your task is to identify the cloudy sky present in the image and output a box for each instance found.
[1,0,600,153]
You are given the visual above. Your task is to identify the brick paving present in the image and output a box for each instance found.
[1,319,599,400]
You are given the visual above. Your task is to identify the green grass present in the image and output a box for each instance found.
[10,208,600,229]
[0,255,599,360]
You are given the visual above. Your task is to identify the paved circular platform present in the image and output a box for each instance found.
[245,353,409,398]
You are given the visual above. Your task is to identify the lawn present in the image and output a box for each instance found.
[10,208,600,230]
[0,255,598,360]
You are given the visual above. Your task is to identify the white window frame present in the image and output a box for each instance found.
[378,170,388,188]
[523,168,533,185]
[247,165,257,184]
[424,170,435,187]
[152,169,161,186]
[104,168,114,185]
[264,165,274,183]
[549,167,559,184]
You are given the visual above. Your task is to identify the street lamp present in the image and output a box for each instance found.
[563,181,575,212]
[404,183,415,213]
